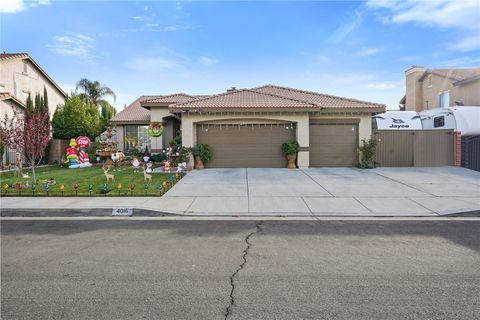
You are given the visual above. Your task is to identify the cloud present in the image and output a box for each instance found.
[47,33,95,61]
[330,7,367,43]
[0,0,49,13]
[366,0,480,52]
[366,82,398,90]
[356,48,382,56]
[0,0,24,13]
[198,56,218,66]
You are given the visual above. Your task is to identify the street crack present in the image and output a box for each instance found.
[224,222,263,320]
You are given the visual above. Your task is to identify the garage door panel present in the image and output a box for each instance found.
[197,124,295,168]
[309,123,358,167]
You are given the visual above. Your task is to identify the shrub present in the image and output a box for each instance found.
[357,138,377,169]
[169,134,182,147]
[192,144,211,163]
[282,140,300,155]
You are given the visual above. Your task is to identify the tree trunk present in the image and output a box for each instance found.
[31,165,37,184]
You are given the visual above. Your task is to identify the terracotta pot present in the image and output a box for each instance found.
[286,154,297,169]
[195,158,205,169]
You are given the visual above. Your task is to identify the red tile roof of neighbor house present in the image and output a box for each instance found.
[419,68,480,83]
[169,88,319,110]
[0,92,26,108]
[0,53,67,97]
[110,95,161,124]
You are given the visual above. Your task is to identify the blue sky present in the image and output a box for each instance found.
[1,0,479,110]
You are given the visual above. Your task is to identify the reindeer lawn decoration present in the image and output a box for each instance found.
[102,165,115,182]
[143,165,152,182]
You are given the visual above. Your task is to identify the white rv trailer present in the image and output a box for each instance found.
[419,106,480,136]
[372,111,423,130]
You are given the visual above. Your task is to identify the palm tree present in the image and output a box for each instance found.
[75,78,117,121]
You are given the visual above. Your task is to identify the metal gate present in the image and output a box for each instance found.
[374,130,455,167]
[461,135,480,172]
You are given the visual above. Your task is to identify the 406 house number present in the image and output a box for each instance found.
[112,208,133,216]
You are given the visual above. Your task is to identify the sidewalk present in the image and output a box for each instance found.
[2,167,480,217]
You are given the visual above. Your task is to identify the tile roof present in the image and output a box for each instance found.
[0,52,66,97]
[419,68,480,83]
[170,89,318,110]
[253,85,386,110]
[0,92,26,108]
[142,93,201,104]
[110,95,160,123]
[0,53,29,60]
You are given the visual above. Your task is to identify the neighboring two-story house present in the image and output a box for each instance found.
[402,66,480,112]
[1,52,67,164]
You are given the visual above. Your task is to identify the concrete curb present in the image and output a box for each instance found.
[0,208,179,217]
[2,207,479,218]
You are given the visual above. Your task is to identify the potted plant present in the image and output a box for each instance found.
[282,140,300,169]
[192,144,211,169]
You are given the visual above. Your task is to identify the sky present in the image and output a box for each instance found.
[1,0,479,111]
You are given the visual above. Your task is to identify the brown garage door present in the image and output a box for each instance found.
[309,121,358,167]
[196,123,296,168]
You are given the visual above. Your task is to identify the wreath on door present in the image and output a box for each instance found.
[148,122,164,137]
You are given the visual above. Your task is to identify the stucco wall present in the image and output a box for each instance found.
[453,81,480,106]
[149,107,171,151]
[0,59,65,116]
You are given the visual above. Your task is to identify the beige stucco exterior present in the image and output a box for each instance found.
[181,111,372,168]
[0,57,65,115]
[405,66,480,112]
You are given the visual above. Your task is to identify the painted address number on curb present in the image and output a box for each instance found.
[112,208,133,216]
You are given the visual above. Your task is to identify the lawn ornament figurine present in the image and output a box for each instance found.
[176,162,187,173]
[103,165,115,182]
[65,138,80,168]
[145,162,153,173]
[76,136,92,168]
[164,160,171,173]
[111,150,126,170]
[111,151,126,163]
[143,165,152,182]
[132,157,141,173]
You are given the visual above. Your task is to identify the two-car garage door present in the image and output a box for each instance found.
[197,123,295,168]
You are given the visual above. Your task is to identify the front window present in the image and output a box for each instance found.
[439,91,450,108]
[124,125,151,154]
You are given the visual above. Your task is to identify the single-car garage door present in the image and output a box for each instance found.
[196,123,296,168]
[309,120,358,167]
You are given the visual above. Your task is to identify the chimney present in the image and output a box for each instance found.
[405,65,426,112]
[226,87,237,92]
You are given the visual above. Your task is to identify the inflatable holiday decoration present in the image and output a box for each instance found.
[76,136,92,168]
[65,138,80,168]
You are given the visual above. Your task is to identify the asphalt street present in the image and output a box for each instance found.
[2,219,480,320]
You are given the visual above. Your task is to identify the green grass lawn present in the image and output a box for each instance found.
[0,165,179,196]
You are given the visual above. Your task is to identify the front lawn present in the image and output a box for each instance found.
[0,165,180,196]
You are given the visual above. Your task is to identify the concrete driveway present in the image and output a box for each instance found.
[155,167,480,216]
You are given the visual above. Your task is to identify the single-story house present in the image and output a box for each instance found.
[110,85,385,168]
